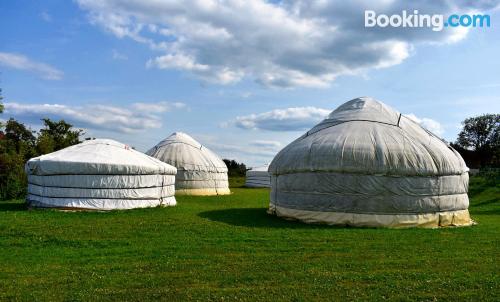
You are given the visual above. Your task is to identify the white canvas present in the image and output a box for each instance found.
[268,97,473,228]
[245,164,271,188]
[25,139,177,210]
[147,132,230,195]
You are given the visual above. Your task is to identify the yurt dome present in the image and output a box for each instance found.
[146,132,230,196]
[268,97,473,228]
[245,164,271,188]
[26,139,177,210]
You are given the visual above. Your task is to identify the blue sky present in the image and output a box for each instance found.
[1,1,499,166]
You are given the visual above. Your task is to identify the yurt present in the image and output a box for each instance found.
[268,97,473,228]
[245,164,271,188]
[146,132,230,195]
[26,139,177,210]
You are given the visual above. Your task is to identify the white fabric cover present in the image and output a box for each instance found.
[245,164,271,188]
[25,139,177,210]
[146,132,230,195]
[268,97,473,228]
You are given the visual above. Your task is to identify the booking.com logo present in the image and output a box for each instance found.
[365,10,491,31]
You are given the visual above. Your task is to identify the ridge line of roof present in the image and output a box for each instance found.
[305,119,399,137]
[154,141,202,150]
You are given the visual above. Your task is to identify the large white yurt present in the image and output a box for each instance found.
[245,164,271,188]
[25,139,177,210]
[146,132,230,196]
[268,97,473,228]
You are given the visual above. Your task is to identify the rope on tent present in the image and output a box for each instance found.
[160,173,165,206]
[214,173,218,195]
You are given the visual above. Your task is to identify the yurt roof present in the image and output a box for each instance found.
[269,97,468,177]
[147,132,227,173]
[26,139,176,176]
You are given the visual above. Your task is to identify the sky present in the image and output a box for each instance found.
[1,0,499,166]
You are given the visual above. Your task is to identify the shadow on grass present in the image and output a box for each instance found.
[199,207,342,229]
[0,202,28,212]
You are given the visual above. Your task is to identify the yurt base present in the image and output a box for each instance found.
[244,182,271,188]
[175,188,231,196]
[268,204,474,228]
[26,196,177,211]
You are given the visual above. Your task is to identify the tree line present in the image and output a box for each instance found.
[451,114,499,169]
[223,159,247,177]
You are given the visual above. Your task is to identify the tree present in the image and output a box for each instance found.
[0,87,4,114]
[3,118,37,158]
[0,87,4,130]
[0,117,83,200]
[453,114,500,168]
[0,151,26,199]
[0,119,37,200]
[37,118,83,153]
[223,159,247,177]
[457,114,500,151]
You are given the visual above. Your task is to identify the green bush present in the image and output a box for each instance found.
[0,118,83,201]
[0,152,27,200]
[223,159,247,177]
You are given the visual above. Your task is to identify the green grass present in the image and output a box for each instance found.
[228,176,246,188]
[0,177,498,301]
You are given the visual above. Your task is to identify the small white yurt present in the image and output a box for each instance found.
[147,132,230,196]
[26,139,177,210]
[268,97,473,228]
[245,164,271,188]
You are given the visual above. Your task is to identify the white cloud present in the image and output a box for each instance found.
[131,101,186,113]
[40,11,52,22]
[185,133,281,165]
[4,101,186,133]
[208,142,280,165]
[234,107,330,131]
[76,0,498,88]
[112,49,128,60]
[146,54,208,72]
[0,52,63,80]
[250,140,282,149]
[241,92,252,98]
[405,113,445,136]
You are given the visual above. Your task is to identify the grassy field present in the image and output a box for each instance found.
[0,176,498,301]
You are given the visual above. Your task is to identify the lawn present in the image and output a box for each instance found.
[0,176,498,301]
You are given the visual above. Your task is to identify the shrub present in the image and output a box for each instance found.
[0,118,83,200]
[0,152,27,200]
